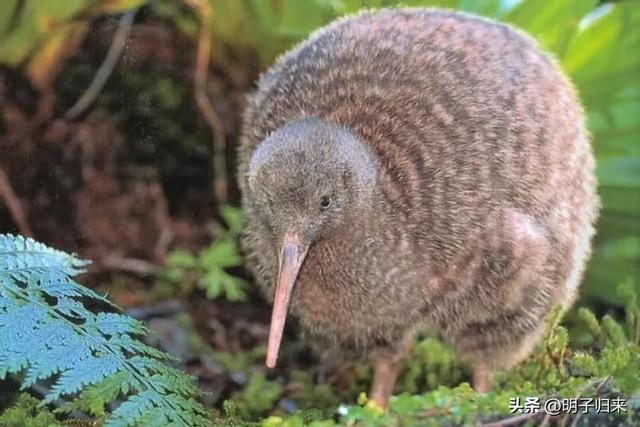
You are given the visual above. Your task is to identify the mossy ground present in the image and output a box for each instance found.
[3,291,637,426]
[207,290,640,426]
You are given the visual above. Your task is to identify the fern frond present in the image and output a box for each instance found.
[0,234,211,426]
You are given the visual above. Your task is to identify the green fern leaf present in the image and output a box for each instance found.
[0,234,211,426]
[58,371,130,417]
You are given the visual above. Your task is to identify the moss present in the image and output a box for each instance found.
[0,394,61,427]
[214,291,640,426]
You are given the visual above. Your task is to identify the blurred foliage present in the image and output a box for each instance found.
[157,206,247,301]
[398,337,466,394]
[0,235,212,426]
[1,0,639,425]
[178,0,639,305]
[164,282,640,426]
[0,0,147,88]
[173,0,339,66]
[231,373,284,420]
[1,0,637,305]
[0,394,61,427]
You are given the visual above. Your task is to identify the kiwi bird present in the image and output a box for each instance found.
[238,8,598,407]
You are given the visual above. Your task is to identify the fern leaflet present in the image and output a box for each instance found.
[0,234,211,426]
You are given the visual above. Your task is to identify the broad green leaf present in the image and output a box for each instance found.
[85,0,147,16]
[220,205,244,235]
[0,0,19,37]
[0,0,89,65]
[278,0,336,38]
[200,239,242,268]
[167,249,198,269]
[564,2,640,92]
[505,0,598,56]
[458,0,503,18]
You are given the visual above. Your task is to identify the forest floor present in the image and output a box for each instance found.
[1,13,638,427]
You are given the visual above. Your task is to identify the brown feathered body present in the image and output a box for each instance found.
[238,8,598,372]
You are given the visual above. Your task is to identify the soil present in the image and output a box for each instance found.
[0,13,274,405]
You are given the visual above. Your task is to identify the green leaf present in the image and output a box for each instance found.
[0,0,19,37]
[58,371,129,417]
[0,234,211,426]
[458,0,503,18]
[85,0,147,16]
[232,373,284,419]
[200,269,223,299]
[389,393,425,414]
[200,239,242,269]
[167,249,198,269]
[505,0,598,57]
[0,0,89,65]
[0,393,62,427]
[219,205,245,236]
[219,271,247,302]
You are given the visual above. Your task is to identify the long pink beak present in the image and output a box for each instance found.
[266,232,307,368]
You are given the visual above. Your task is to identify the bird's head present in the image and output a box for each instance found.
[246,118,378,368]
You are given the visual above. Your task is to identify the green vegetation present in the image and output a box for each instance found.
[156,207,247,302]
[211,292,639,426]
[0,235,210,426]
[198,0,640,306]
[0,0,638,426]
[0,0,147,88]
[0,394,60,427]
[1,0,637,305]
[5,234,635,425]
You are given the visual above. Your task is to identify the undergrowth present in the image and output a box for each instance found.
[210,286,640,426]
[0,234,211,426]
[155,206,247,302]
[1,243,640,425]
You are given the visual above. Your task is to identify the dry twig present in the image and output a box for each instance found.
[64,9,137,121]
[99,256,159,276]
[565,376,611,427]
[480,410,547,427]
[184,0,227,204]
[0,168,33,236]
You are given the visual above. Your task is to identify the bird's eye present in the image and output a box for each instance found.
[319,196,331,210]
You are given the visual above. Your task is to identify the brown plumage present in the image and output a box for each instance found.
[238,8,598,407]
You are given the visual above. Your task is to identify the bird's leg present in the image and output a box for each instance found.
[369,346,408,409]
[369,354,401,409]
[472,361,493,393]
